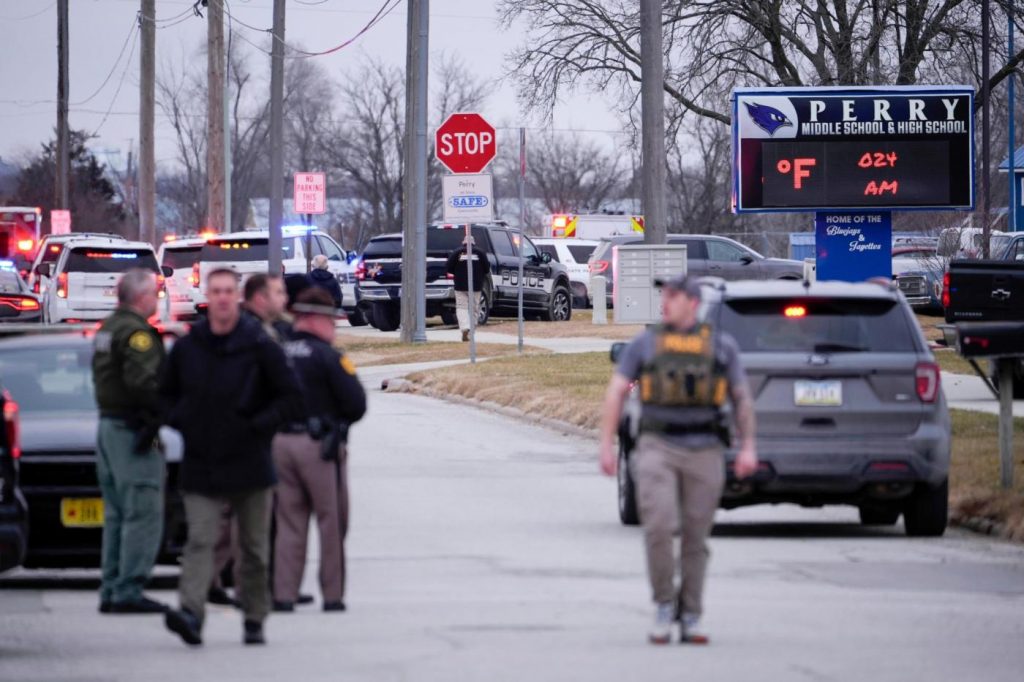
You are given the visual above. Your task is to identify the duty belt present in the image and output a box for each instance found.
[639,418,718,436]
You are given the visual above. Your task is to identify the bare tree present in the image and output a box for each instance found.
[523,131,624,214]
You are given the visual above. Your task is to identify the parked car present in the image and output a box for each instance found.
[0,382,29,573]
[588,234,803,306]
[157,237,205,321]
[613,280,950,537]
[0,260,42,323]
[531,238,599,308]
[0,333,185,567]
[892,245,944,314]
[26,232,127,296]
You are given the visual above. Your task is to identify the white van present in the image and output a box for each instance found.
[191,228,355,316]
[156,237,205,321]
[531,237,599,308]
[38,238,164,323]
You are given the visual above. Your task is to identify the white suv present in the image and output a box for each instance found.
[531,238,599,308]
[27,233,126,295]
[156,237,205,321]
[38,238,164,323]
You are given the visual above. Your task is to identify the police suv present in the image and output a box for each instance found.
[355,224,574,332]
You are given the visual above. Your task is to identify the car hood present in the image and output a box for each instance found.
[21,411,97,452]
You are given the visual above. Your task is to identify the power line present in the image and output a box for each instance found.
[0,1,56,21]
[90,22,141,136]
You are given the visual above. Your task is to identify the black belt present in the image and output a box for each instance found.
[639,419,718,436]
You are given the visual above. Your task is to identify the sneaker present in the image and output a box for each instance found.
[243,620,266,645]
[108,596,169,614]
[165,608,203,647]
[322,600,346,612]
[680,613,710,645]
[649,602,675,645]
[461,329,470,343]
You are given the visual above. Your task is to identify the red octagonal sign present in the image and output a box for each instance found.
[435,112,496,174]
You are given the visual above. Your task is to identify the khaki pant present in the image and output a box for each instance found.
[272,433,349,604]
[454,290,471,332]
[178,488,272,624]
[631,434,724,617]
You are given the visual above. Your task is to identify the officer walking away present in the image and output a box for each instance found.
[273,288,366,613]
[92,269,168,615]
[445,236,487,342]
[161,268,301,647]
[598,274,758,645]
[307,254,343,309]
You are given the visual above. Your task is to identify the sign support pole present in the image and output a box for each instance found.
[465,224,476,364]
[1009,2,1017,232]
[517,127,526,354]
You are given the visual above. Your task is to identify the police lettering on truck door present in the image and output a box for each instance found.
[499,268,549,291]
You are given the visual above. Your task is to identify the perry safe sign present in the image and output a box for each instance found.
[732,86,974,212]
[815,212,892,282]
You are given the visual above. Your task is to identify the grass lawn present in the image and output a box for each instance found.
[486,310,645,340]
[335,334,548,367]
[408,352,1024,540]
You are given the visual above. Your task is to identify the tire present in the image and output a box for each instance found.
[541,284,572,322]
[858,504,901,526]
[618,437,640,526]
[346,308,368,327]
[475,284,491,326]
[440,308,458,326]
[371,302,401,332]
[903,479,948,537]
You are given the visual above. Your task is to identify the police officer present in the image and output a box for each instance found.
[92,269,168,614]
[272,287,366,612]
[445,236,487,342]
[599,274,758,645]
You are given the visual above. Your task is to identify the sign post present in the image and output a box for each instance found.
[50,209,71,235]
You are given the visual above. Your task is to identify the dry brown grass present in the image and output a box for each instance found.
[335,334,548,367]
[934,349,980,376]
[485,310,645,340]
[916,314,946,343]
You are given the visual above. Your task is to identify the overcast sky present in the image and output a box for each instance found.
[0,0,623,171]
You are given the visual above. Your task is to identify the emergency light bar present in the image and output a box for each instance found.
[86,252,139,259]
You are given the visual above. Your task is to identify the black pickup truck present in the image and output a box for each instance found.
[355,224,574,332]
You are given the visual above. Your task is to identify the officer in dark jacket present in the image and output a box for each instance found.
[306,254,343,308]
[272,288,366,613]
[92,269,168,615]
[445,236,488,341]
[161,268,301,647]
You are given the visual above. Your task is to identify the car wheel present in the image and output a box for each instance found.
[903,479,948,537]
[858,504,901,526]
[440,308,458,326]
[542,285,572,322]
[346,308,368,327]
[473,284,491,326]
[618,438,640,526]
[371,302,401,332]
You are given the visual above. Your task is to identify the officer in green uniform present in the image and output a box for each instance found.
[599,274,759,645]
[92,269,168,614]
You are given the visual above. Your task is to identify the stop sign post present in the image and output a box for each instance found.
[435,113,496,174]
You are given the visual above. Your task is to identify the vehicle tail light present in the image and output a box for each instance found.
[191,262,200,288]
[57,272,68,299]
[17,239,34,252]
[157,274,167,299]
[589,259,609,274]
[0,296,39,311]
[354,260,367,281]
[941,271,950,308]
[3,391,21,460]
[784,305,807,318]
[915,361,940,403]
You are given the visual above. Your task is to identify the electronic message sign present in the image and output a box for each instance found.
[732,86,974,212]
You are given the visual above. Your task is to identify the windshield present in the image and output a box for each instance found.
[991,235,1013,258]
[162,246,201,269]
[200,238,297,262]
[427,227,489,255]
[66,248,159,274]
[719,298,918,353]
[362,238,402,259]
[0,346,96,413]
[567,244,596,263]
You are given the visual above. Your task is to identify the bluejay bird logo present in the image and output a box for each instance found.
[745,102,793,136]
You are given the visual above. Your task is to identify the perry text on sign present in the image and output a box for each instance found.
[442,174,494,224]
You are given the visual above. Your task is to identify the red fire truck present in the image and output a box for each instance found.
[0,207,42,276]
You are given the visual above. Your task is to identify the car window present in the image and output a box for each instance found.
[0,271,23,294]
[427,227,490,256]
[490,231,516,258]
[517,236,540,260]
[668,237,708,259]
[0,346,96,413]
[161,246,201,270]
[719,297,918,353]
[1011,239,1024,261]
[65,248,159,274]
[317,236,346,262]
[362,238,403,259]
[567,244,596,263]
[39,242,63,264]
[706,239,749,262]
[536,244,559,262]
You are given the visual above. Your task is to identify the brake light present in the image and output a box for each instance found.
[191,262,200,288]
[354,260,367,281]
[589,260,609,274]
[17,239,34,252]
[0,296,40,312]
[3,391,20,460]
[915,361,940,403]
[784,305,807,318]
[57,272,67,298]
[157,274,166,299]
[941,271,950,308]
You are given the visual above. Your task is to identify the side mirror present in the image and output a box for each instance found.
[610,342,626,363]
[739,255,754,265]
[541,252,552,264]
[36,263,51,278]
[161,265,174,278]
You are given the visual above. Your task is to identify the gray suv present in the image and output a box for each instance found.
[614,280,951,537]
[589,234,803,306]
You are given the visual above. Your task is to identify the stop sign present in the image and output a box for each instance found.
[435,112,496,174]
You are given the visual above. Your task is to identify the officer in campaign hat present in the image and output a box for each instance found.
[272,287,367,612]
[599,273,759,645]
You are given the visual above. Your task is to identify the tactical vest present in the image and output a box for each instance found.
[638,324,729,438]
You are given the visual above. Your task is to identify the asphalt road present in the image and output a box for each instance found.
[2,387,1024,682]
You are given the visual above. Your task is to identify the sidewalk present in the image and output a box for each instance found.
[340,323,614,354]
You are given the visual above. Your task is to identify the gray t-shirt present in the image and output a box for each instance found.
[616,325,748,449]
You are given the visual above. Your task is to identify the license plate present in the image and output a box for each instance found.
[794,380,842,407]
[61,498,104,527]
[172,294,191,302]
[103,288,116,297]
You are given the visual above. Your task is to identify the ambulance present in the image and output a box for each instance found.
[549,213,644,240]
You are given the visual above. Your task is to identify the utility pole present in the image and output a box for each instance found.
[982,0,992,256]
[139,0,156,245]
[400,0,429,343]
[640,0,667,244]
[224,11,232,232]
[207,0,226,233]
[268,0,285,275]
[55,0,70,218]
